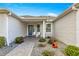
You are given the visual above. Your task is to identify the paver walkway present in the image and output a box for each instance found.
[0,43,18,56]
[6,37,37,56]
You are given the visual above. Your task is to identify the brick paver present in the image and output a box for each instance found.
[6,37,36,56]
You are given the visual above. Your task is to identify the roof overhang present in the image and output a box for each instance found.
[0,9,9,14]
[0,8,56,22]
[53,3,79,22]
[0,8,21,20]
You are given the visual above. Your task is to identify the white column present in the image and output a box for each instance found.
[5,14,9,46]
[43,20,46,38]
[34,24,37,37]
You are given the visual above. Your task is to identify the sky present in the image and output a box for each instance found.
[0,3,73,16]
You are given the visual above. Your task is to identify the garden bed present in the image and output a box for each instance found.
[31,38,66,56]
[0,42,19,56]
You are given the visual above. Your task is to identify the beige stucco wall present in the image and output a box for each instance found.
[37,21,54,37]
[76,9,79,47]
[54,11,76,45]
[8,15,27,45]
[45,21,54,37]
[0,14,8,45]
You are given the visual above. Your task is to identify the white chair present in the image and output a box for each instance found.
[36,32,40,37]
[32,32,36,36]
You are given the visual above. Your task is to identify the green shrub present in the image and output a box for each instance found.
[39,37,46,42]
[48,39,53,44]
[38,43,46,47]
[0,36,5,48]
[64,45,79,56]
[42,50,54,56]
[46,36,51,39]
[15,37,24,44]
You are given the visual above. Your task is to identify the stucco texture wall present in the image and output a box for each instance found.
[76,9,79,47]
[54,11,76,45]
[45,22,54,37]
[8,15,27,45]
[0,14,7,38]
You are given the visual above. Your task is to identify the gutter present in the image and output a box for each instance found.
[0,8,56,21]
[0,8,21,20]
[53,3,78,23]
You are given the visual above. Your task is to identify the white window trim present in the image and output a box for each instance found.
[46,23,52,32]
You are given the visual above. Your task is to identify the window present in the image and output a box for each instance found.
[46,24,51,32]
[37,24,40,32]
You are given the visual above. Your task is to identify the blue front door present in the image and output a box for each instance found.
[28,25,34,36]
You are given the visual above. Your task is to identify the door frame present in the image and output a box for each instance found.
[27,24,34,36]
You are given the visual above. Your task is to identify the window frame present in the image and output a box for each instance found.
[37,24,40,32]
[46,23,51,32]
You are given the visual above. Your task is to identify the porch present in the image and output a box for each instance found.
[21,16,54,38]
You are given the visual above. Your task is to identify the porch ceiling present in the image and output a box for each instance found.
[21,19,46,22]
[20,16,56,22]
